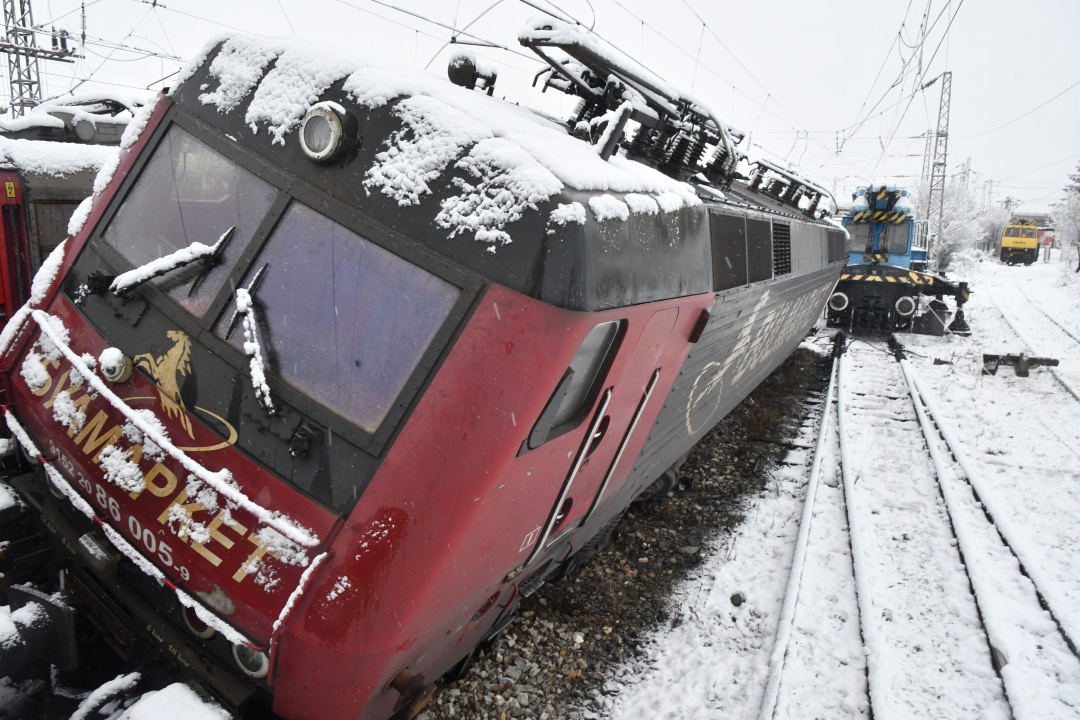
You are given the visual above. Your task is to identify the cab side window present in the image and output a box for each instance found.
[526,321,621,451]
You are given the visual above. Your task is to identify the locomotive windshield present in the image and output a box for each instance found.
[846,222,873,252]
[1003,227,1037,238]
[102,125,277,317]
[214,201,460,434]
[96,121,462,441]
[843,219,912,254]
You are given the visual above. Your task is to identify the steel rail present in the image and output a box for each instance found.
[756,353,839,720]
[1012,279,1080,347]
[834,348,886,720]
[903,359,1080,657]
[896,356,1015,709]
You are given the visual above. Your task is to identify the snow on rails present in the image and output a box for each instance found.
[758,333,1080,719]
[605,290,1080,719]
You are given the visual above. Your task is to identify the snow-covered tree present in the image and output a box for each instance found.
[1050,190,1080,272]
[910,179,1008,271]
[1066,161,1080,196]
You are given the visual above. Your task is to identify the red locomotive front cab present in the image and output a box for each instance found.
[0,96,705,717]
[0,95,349,709]
[0,30,833,719]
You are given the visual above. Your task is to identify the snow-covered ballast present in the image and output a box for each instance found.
[0,29,846,720]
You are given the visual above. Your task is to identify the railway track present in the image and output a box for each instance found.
[760,335,1080,719]
[1011,278,1080,347]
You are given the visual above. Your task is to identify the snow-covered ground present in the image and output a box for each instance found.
[601,249,1080,720]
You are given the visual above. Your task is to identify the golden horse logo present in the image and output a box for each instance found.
[134,329,195,439]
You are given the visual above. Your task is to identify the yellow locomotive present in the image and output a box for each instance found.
[999,220,1039,265]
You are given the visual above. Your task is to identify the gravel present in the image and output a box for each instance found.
[420,345,831,720]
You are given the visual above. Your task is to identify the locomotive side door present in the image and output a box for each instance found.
[525,307,679,565]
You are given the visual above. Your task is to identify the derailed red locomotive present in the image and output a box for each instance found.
[0,23,846,720]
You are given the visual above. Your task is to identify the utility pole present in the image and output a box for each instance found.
[923,71,952,268]
[959,157,970,189]
[1,0,79,117]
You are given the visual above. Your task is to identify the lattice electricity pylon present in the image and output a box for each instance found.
[1,0,78,117]
[924,70,952,268]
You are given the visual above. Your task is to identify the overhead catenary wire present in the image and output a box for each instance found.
[866,0,966,179]
[676,0,806,132]
[817,0,965,183]
[12,0,1071,209]
[957,78,1080,140]
[839,0,939,151]
[276,0,297,36]
[815,0,960,186]
[131,0,246,33]
[332,0,544,66]
[67,5,155,95]
[120,0,839,169]
[600,0,827,147]
[11,0,548,112]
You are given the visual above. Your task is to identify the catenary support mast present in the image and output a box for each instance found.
[924,71,952,267]
[1,0,77,116]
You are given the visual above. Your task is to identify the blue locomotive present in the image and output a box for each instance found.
[826,185,970,335]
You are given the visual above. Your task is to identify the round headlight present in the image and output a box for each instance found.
[182,606,216,640]
[828,292,849,313]
[895,296,917,317]
[74,118,97,142]
[299,104,347,163]
[232,643,269,679]
[99,347,133,384]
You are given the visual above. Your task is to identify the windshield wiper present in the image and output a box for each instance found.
[225,263,268,341]
[109,225,236,297]
[228,264,275,414]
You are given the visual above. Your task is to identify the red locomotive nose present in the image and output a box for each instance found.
[0,25,848,720]
[7,300,337,643]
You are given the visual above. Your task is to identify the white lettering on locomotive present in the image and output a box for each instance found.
[27,353,279,585]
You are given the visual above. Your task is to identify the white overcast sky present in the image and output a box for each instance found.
[10,0,1079,213]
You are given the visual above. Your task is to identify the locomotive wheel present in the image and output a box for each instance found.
[445,646,479,682]
[635,469,679,504]
[549,507,627,583]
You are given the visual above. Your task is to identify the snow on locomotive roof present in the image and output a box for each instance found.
[0,136,116,177]
[0,90,152,133]
[174,33,702,211]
